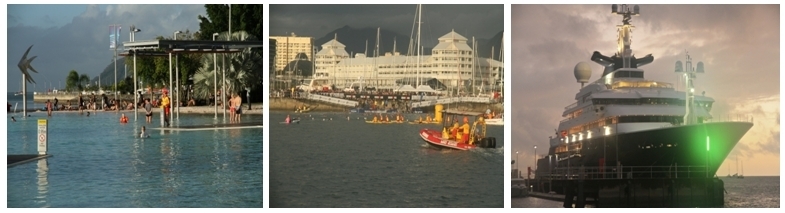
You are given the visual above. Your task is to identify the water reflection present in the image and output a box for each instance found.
[36,158,49,207]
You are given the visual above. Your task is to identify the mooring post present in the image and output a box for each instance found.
[576,179,586,207]
[563,180,575,208]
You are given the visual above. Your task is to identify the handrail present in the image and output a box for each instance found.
[539,165,710,180]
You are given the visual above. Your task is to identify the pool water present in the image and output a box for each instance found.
[6,111,263,207]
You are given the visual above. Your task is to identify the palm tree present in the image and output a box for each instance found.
[66,70,80,92]
[193,31,262,101]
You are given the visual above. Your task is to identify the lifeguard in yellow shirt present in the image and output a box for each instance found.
[161,91,171,127]
[461,117,471,144]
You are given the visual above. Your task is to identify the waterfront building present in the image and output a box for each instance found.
[314,30,503,94]
[270,33,314,75]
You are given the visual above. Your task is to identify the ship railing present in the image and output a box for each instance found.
[541,165,710,180]
[706,114,754,123]
[564,102,578,110]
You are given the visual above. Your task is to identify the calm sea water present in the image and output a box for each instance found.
[269,112,505,207]
[7,92,43,111]
[6,111,263,207]
[512,176,780,208]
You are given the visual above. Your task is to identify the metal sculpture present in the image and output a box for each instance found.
[17,45,38,117]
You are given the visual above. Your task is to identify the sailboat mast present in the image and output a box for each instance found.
[393,37,397,54]
[376,27,380,89]
[333,33,338,89]
[469,36,477,95]
[500,33,504,99]
[416,4,422,87]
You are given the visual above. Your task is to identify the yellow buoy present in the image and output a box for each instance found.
[434,104,444,123]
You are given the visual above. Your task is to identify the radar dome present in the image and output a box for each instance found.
[574,62,592,84]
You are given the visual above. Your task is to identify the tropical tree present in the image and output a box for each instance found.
[79,74,90,90]
[192,31,262,100]
[197,4,263,40]
[66,70,80,92]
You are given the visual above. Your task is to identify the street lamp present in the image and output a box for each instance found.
[131,26,141,120]
[174,30,182,120]
[213,33,219,119]
[534,145,537,177]
[516,151,520,178]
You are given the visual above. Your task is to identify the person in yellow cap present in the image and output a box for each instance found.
[372,115,378,123]
[461,117,471,144]
[161,91,171,127]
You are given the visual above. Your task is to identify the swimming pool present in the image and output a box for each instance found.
[6,111,263,207]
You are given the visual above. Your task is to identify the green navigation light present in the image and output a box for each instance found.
[706,136,710,151]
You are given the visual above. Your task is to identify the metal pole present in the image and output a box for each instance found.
[226,4,231,120]
[131,27,137,121]
[133,50,137,121]
[213,33,218,119]
[222,54,226,119]
[516,151,519,178]
[22,76,26,117]
[114,24,118,104]
[174,31,181,120]
[169,50,172,124]
[534,145,537,178]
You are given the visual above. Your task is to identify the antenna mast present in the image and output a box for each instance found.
[612,4,639,69]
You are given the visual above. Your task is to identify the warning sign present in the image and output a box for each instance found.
[38,119,47,154]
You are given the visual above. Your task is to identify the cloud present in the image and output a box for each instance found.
[6,5,206,92]
[270,4,503,47]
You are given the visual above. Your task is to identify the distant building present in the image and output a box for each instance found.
[269,33,314,75]
[269,38,277,75]
[314,30,503,94]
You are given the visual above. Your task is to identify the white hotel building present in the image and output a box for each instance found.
[313,31,503,92]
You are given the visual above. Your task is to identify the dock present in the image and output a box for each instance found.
[530,166,725,207]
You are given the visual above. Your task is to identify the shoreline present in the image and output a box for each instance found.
[7,104,263,115]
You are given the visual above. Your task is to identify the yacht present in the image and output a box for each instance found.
[535,5,753,180]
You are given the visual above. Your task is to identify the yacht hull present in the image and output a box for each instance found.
[537,122,752,178]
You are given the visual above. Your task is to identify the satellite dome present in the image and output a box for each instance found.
[574,62,592,84]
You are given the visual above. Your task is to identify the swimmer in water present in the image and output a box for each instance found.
[11,116,16,122]
[140,126,149,138]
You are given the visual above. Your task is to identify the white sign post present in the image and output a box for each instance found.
[38,119,47,155]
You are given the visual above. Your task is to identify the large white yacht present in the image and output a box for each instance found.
[535,5,753,180]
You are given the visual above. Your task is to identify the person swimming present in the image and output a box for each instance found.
[140,126,149,138]
[285,114,291,123]
[120,114,128,123]
[11,116,16,122]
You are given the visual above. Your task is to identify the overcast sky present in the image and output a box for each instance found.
[270,4,503,47]
[5,4,206,92]
[511,5,779,176]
